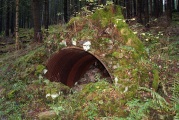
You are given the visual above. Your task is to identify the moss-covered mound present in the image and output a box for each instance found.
[45,5,160,118]
[74,81,128,119]
[47,5,157,95]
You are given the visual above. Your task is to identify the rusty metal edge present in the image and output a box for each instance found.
[62,46,113,80]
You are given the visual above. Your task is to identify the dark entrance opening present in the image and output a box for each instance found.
[46,47,112,87]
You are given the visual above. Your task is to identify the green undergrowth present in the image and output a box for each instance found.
[19,28,34,40]
[41,79,173,120]
[129,13,179,120]
[0,46,49,119]
[43,5,177,119]
[0,4,178,120]
[43,4,178,119]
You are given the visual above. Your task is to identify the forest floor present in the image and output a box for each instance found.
[0,12,179,119]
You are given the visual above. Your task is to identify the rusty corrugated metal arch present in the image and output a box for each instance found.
[46,47,113,87]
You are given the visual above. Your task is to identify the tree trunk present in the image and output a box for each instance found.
[133,0,137,16]
[44,0,49,30]
[64,0,69,23]
[171,0,175,10]
[144,0,150,28]
[126,0,131,19]
[11,1,15,35]
[159,0,163,15]
[64,0,67,23]
[154,0,159,18]
[5,0,10,37]
[150,0,153,16]
[79,1,82,9]
[59,0,64,22]
[178,0,179,11]
[137,0,143,23]
[167,0,172,22]
[74,0,78,16]
[15,0,20,50]
[74,0,78,12]
[98,0,102,4]
[32,0,42,42]
[123,0,126,7]
[0,0,3,34]
[54,0,59,23]
[102,0,106,5]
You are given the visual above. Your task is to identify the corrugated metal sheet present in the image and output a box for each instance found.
[46,47,111,87]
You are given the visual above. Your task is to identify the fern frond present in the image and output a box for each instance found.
[172,75,179,100]
[174,113,179,120]
[171,74,179,119]
[139,87,171,112]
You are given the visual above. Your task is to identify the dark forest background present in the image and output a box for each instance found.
[0,0,178,40]
[0,0,179,119]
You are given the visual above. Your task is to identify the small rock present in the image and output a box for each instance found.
[38,111,57,120]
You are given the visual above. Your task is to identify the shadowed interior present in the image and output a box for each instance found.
[46,47,111,87]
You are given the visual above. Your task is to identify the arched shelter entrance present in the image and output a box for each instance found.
[46,47,112,87]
